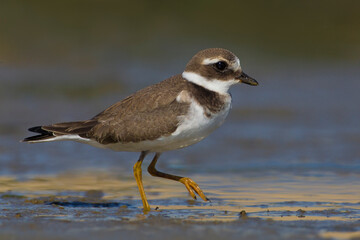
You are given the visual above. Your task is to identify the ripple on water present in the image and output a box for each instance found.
[0,170,359,223]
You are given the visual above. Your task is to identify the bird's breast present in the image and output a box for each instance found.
[165,95,232,148]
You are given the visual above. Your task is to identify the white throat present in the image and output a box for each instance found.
[182,71,238,94]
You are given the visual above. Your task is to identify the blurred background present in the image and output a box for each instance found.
[0,0,359,180]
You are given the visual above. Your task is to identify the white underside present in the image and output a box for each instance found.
[34,95,232,153]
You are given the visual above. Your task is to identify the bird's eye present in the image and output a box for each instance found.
[215,61,227,71]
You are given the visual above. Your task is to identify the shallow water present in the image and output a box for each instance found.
[0,170,359,239]
[1,170,359,221]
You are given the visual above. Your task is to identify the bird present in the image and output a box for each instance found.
[23,48,258,211]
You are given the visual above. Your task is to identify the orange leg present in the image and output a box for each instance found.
[147,153,209,201]
[133,151,150,212]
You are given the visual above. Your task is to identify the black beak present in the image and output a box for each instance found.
[236,72,258,86]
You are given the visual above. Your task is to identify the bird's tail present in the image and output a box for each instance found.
[22,120,97,143]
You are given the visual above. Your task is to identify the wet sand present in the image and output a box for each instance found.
[0,169,359,240]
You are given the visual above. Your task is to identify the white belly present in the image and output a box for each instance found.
[84,96,231,152]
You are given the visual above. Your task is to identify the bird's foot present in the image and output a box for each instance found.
[179,177,209,201]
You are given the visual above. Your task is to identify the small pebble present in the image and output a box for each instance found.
[239,210,248,219]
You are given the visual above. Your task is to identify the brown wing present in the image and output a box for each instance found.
[82,75,190,144]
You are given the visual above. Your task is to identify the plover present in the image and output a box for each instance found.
[23,48,258,211]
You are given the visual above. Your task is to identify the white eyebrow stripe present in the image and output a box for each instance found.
[231,57,241,71]
[202,57,242,71]
[202,58,225,65]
